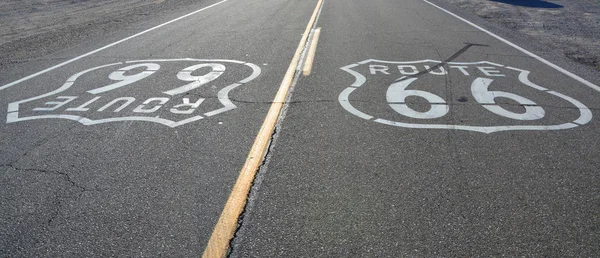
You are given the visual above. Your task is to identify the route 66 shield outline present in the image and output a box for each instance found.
[338,59,592,134]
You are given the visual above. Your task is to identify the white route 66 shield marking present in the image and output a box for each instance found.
[6,59,261,128]
[338,59,592,134]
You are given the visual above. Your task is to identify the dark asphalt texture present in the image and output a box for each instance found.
[1,0,599,257]
[231,0,599,256]
[0,0,317,256]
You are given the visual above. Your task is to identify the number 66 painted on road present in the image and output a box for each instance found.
[87,63,226,96]
[387,76,545,120]
[339,60,592,134]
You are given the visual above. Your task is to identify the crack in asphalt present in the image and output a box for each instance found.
[2,123,90,226]
[224,97,600,111]
[225,126,279,258]
[225,32,309,255]
[433,45,454,112]
[4,165,87,192]
[2,164,93,226]
[178,92,600,110]
[398,42,490,82]
[483,52,534,58]
[6,123,79,166]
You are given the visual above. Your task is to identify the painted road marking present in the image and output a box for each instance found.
[0,0,230,92]
[202,0,324,257]
[302,27,322,76]
[7,59,261,127]
[422,0,600,93]
[339,60,592,134]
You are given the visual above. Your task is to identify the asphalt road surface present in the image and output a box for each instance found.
[1,0,598,257]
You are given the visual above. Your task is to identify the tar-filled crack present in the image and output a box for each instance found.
[230,97,337,105]
[433,46,453,112]
[199,95,599,110]
[398,42,489,82]
[174,86,600,110]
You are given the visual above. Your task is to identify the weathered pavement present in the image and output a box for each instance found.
[1,0,599,256]
[0,0,317,256]
[231,0,599,256]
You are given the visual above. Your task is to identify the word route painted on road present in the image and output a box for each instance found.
[339,59,592,134]
[6,59,261,128]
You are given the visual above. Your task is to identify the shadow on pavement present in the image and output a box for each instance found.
[490,0,563,8]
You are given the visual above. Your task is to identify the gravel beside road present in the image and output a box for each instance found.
[4,0,599,71]
[0,0,203,67]
[442,0,600,70]
[0,0,165,45]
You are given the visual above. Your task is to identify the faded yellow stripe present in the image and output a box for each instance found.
[202,0,324,257]
[302,27,322,76]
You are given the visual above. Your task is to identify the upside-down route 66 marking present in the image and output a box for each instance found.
[7,59,261,128]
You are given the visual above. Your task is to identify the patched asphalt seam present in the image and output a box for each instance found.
[225,38,308,256]
[225,125,279,257]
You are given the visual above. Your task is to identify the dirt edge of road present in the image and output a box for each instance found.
[440,0,600,71]
[0,0,212,67]
[2,0,598,72]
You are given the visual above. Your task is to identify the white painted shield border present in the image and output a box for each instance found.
[338,59,592,134]
[6,58,261,128]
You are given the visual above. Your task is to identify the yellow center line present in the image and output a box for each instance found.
[202,0,324,257]
[302,27,322,76]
